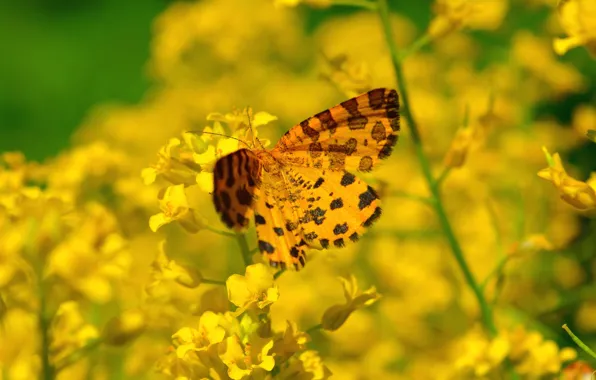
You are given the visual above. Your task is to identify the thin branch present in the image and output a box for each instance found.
[377,0,496,336]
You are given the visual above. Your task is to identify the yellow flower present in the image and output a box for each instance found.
[428,0,508,39]
[507,234,554,256]
[321,275,381,331]
[173,311,227,358]
[46,203,131,304]
[443,124,479,169]
[146,241,203,296]
[277,350,332,380]
[572,105,596,139]
[142,137,198,187]
[554,0,596,56]
[0,308,39,379]
[319,54,372,99]
[453,328,509,377]
[226,263,279,315]
[271,321,310,362]
[538,147,596,210]
[218,335,275,379]
[273,0,332,9]
[149,184,206,233]
[507,326,577,375]
[50,301,99,366]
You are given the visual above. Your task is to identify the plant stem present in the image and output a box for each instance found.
[306,323,323,335]
[377,0,496,336]
[235,233,253,268]
[563,324,596,360]
[398,33,432,61]
[202,278,227,286]
[55,339,102,371]
[39,285,55,379]
[331,0,377,10]
[205,225,236,238]
[389,190,434,205]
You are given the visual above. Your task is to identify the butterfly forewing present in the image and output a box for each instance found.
[212,149,262,231]
[273,88,399,173]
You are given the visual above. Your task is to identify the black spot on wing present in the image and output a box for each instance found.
[220,191,231,210]
[362,206,382,227]
[237,213,248,226]
[330,198,343,210]
[368,88,385,110]
[258,240,275,254]
[236,187,252,206]
[340,172,355,186]
[255,214,266,225]
[273,227,284,236]
[333,238,345,248]
[286,221,298,232]
[333,223,348,235]
[290,246,299,257]
[358,186,378,210]
[313,177,324,188]
[320,239,329,249]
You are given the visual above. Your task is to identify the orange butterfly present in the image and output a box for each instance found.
[212,88,399,270]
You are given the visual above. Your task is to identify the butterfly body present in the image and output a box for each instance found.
[213,88,399,270]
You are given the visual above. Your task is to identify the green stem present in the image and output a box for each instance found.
[202,278,227,286]
[563,324,596,361]
[39,290,55,380]
[205,225,236,238]
[435,167,451,187]
[377,0,496,337]
[389,190,434,205]
[398,33,432,61]
[273,269,286,280]
[330,0,377,10]
[306,323,323,335]
[55,339,102,371]
[235,233,253,268]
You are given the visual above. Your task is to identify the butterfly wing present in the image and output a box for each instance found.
[273,88,399,173]
[252,173,307,270]
[282,166,382,251]
[212,148,262,231]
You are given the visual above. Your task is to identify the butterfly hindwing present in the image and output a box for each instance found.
[283,166,381,250]
[212,148,262,231]
[253,176,307,270]
[273,88,399,173]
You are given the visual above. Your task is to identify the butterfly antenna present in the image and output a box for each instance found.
[186,130,252,149]
[245,108,266,150]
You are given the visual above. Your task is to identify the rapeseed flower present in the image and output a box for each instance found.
[538,147,596,210]
[554,0,596,56]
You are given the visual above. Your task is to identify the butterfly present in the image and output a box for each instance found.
[212,88,399,270]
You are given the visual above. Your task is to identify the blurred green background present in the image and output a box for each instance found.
[0,0,166,160]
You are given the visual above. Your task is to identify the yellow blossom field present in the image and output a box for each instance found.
[1,0,596,379]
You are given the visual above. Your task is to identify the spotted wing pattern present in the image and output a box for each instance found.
[273,88,399,173]
[252,172,307,270]
[212,88,399,270]
[288,166,381,251]
[212,149,262,231]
